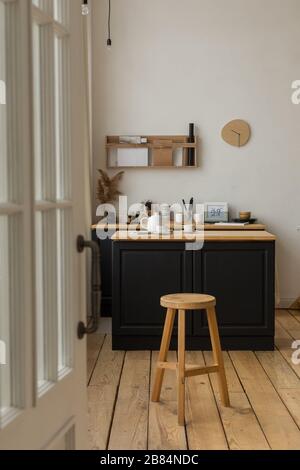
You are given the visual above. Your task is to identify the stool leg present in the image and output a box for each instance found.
[207,307,230,407]
[152,308,176,402]
[178,309,186,426]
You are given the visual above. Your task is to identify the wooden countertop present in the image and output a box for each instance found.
[92,223,266,231]
[112,230,276,242]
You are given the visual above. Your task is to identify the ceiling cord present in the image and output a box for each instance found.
[107,0,112,47]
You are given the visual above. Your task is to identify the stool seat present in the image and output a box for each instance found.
[161,293,216,310]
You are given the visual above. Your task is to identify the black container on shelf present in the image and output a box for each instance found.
[187,123,195,166]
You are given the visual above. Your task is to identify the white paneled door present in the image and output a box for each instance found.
[0,0,89,449]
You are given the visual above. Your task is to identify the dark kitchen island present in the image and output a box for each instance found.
[111,230,276,351]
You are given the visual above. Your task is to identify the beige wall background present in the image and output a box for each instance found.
[91,0,300,303]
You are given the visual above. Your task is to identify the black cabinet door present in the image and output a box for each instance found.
[113,242,192,336]
[193,242,275,337]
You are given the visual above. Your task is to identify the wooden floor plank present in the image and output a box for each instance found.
[275,322,300,379]
[278,389,300,429]
[90,335,125,387]
[108,351,151,450]
[276,310,300,338]
[204,351,269,450]
[88,336,125,450]
[148,351,187,450]
[289,309,300,323]
[255,350,300,390]
[186,351,228,450]
[229,351,300,449]
[87,334,105,384]
[256,349,300,431]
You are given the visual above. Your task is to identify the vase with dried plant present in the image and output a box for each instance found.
[97,169,124,204]
[97,169,124,224]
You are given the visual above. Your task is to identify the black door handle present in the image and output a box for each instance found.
[76,235,101,339]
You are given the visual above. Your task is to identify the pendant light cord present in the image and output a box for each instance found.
[108,0,111,41]
[107,0,112,49]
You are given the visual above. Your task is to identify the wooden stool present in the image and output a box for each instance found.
[151,293,230,426]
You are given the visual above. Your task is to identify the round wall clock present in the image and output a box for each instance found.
[221,119,251,147]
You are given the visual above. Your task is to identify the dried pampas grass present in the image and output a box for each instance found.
[97,169,124,204]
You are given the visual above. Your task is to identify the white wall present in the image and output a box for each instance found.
[91,0,300,301]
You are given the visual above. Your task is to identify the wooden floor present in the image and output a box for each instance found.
[87,310,300,450]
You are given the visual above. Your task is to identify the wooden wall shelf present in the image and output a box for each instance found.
[106,135,197,169]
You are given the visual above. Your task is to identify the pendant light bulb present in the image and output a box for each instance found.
[81,0,89,15]
[107,38,112,50]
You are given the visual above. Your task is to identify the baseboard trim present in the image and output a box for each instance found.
[278,297,300,309]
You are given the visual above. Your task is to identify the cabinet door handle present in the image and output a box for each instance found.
[76,235,101,339]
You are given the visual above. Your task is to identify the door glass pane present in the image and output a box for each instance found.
[0,215,23,424]
[35,209,58,389]
[57,209,72,372]
[54,0,70,27]
[35,211,45,387]
[54,34,71,200]
[32,0,53,16]
[0,1,7,203]
[0,0,21,204]
[36,209,72,389]
[32,22,56,202]
[0,216,10,418]
[32,22,43,201]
